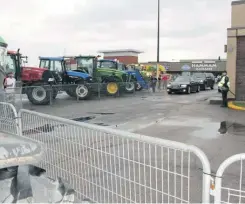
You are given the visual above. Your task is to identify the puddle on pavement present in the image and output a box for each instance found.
[87,112,115,115]
[218,121,245,136]
[93,122,110,126]
[72,116,96,122]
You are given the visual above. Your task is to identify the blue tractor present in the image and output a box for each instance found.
[39,56,94,100]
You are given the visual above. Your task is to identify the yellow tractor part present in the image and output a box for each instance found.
[106,82,119,94]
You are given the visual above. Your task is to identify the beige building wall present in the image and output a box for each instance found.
[226,1,245,99]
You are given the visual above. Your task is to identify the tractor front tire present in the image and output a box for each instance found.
[106,82,119,96]
[26,83,51,105]
[135,82,143,91]
[125,82,135,93]
[75,82,91,100]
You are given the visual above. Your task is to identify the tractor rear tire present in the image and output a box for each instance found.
[26,83,51,105]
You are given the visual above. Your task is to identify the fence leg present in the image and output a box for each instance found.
[202,174,211,203]
[214,176,222,203]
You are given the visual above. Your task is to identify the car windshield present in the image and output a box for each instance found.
[77,57,94,76]
[193,73,205,78]
[174,76,190,82]
[98,61,117,69]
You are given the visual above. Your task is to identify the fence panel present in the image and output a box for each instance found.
[215,154,245,204]
[0,102,20,135]
[18,109,211,203]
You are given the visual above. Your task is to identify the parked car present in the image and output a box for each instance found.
[192,73,215,90]
[167,76,200,94]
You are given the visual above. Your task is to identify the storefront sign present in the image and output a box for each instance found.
[192,63,217,71]
[181,64,191,71]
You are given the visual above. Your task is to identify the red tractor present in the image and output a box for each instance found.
[6,49,57,105]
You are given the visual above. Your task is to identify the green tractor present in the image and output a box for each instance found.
[38,55,134,99]
[97,59,137,93]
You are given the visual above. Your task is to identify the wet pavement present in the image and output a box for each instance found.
[15,87,245,202]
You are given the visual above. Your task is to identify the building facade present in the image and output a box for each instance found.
[141,59,226,75]
[98,49,143,64]
[226,0,245,100]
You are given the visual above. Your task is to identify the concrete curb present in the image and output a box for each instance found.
[228,101,245,111]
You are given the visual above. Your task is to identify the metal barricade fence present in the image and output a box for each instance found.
[0,102,20,135]
[214,154,245,204]
[0,87,23,111]
[18,109,211,203]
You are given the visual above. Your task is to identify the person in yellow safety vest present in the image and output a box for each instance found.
[218,71,230,107]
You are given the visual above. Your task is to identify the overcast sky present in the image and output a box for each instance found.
[0,0,232,65]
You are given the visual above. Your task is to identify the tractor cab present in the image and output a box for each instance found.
[6,50,28,81]
[72,55,98,78]
[39,56,67,84]
[97,59,128,71]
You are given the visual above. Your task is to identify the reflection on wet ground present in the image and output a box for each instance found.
[72,116,96,122]
[157,117,245,140]
[218,121,245,136]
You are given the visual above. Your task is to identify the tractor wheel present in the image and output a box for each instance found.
[26,83,51,105]
[106,82,119,96]
[135,82,143,91]
[125,82,135,93]
[75,83,91,100]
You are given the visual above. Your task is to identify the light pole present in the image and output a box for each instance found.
[156,0,160,77]
[157,0,160,63]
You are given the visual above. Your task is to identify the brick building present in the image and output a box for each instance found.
[98,49,143,64]
[226,0,245,100]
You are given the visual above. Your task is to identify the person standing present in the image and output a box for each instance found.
[218,71,230,107]
[162,72,168,90]
[3,72,16,103]
[158,73,162,90]
[150,72,157,93]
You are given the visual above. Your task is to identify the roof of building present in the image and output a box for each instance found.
[179,59,226,62]
[98,49,143,54]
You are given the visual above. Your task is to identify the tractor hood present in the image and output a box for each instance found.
[21,66,48,81]
[66,70,90,79]
[97,68,126,75]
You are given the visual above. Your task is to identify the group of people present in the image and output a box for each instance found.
[149,72,171,93]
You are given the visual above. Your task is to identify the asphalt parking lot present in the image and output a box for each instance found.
[17,87,245,202]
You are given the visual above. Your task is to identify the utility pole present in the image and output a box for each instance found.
[156,0,160,77]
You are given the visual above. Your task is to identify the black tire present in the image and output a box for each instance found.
[135,82,143,91]
[203,84,207,90]
[105,82,119,96]
[186,86,191,94]
[168,92,172,95]
[125,82,135,93]
[196,85,200,93]
[75,82,91,100]
[211,86,214,90]
[26,83,51,105]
